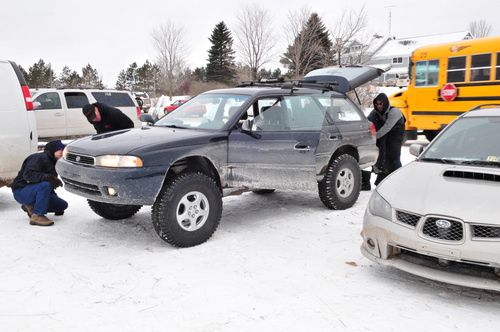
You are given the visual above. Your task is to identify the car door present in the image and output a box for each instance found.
[64,91,92,136]
[226,95,323,191]
[33,91,66,138]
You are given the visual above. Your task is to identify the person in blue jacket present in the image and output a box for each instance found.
[11,140,68,226]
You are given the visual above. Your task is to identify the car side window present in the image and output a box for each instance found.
[34,92,61,109]
[329,98,363,122]
[253,98,288,131]
[65,92,89,109]
[286,95,326,131]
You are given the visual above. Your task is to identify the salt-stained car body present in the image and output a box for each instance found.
[57,66,381,248]
[361,104,500,291]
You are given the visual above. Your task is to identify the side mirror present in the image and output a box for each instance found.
[139,113,155,125]
[241,119,253,132]
[409,144,424,157]
[33,101,41,109]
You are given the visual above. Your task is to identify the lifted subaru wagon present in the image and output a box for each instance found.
[57,66,380,247]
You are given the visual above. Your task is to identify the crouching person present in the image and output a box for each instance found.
[11,140,68,226]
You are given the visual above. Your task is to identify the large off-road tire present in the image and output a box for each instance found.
[152,172,222,248]
[87,200,142,220]
[318,154,361,210]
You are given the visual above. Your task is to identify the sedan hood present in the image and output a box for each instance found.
[304,65,383,93]
[377,161,500,224]
[66,126,227,156]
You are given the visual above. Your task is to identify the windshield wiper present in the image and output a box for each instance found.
[419,157,457,164]
[460,160,500,167]
[163,124,186,129]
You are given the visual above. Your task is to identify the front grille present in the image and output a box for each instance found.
[61,177,101,196]
[422,217,463,241]
[396,210,421,227]
[472,225,500,239]
[66,153,95,165]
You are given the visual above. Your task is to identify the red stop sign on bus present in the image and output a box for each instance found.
[441,83,458,101]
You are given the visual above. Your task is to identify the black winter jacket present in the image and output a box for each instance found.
[87,102,134,134]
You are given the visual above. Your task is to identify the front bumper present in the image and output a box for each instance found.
[56,158,167,206]
[361,208,500,292]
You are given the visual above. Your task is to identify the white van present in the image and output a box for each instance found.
[0,59,38,188]
[30,88,142,138]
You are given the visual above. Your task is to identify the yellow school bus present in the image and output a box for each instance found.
[389,35,500,141]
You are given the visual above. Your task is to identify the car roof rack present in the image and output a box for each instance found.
[237,78,340,92]
[469,104,500,112]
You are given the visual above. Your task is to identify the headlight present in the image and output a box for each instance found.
[95,155,143,167]
[368,190,392,221]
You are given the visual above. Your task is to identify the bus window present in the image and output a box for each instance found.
[470,53,491,81]
[497,53,500,81]
[447,56,466,83]
[415,59,439,86]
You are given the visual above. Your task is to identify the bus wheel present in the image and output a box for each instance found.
[423,130,439,142]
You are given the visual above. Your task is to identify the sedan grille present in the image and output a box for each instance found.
[422,217,463,241]
[472,225,500,239]
[65,153,95,166]
[396,210,421,227]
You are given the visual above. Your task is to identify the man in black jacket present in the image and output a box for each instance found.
[82,102,134,134]
[11,140,68,226]
[362,93,405,189]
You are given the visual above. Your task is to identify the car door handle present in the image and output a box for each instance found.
[329,135,340,140]
[294,143,311,151]
[54,112,64,117]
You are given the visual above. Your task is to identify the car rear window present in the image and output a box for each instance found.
[92,92,135,107]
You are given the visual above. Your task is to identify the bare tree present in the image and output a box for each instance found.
[330,6,368,66]
[281,7,333,78]
[234,4,277,80]
[151,21,189,99]
[468,20,492,38]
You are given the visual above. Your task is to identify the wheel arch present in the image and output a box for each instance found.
[319,145,359,177]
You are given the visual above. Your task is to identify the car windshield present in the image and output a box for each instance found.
[155,94,249,130]
[421,116,500,166]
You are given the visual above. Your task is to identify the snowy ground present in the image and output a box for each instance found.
[1,137,499,331]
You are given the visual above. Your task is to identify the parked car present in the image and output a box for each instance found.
[383,78,397,87]
[164,99,186,113]
[361,104,500,291]
[0,59,38,188]
[56,65,381,247]
[30,89,142,138]
[396,74,410,88]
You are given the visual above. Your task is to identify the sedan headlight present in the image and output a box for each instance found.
[95,155,143,167]
[368,190,392,221]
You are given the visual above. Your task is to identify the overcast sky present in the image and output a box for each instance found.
[2,0,499,87]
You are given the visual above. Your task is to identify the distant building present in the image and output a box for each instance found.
[365,31,473,84]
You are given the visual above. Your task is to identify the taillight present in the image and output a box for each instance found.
[22,85,34,111]
[136,107,141,119]
[370,122,377,135]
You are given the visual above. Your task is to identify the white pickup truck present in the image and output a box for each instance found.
[31,88,142,138]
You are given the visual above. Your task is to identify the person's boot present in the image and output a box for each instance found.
[54,211,64,216]
[30,214,54,226]
[21,205,34,218]
[361,170,371,191]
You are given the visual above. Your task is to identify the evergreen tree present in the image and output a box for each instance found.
[81,64,103,88]
[281,13,333,77]
[206,21,237,86]
[58,66,81,88]
[27,59,56,88]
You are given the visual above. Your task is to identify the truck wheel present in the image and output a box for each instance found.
[87,200,142,220]
[318,154,361,210]
[152,172,222,247]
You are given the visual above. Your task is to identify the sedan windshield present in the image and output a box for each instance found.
[421,117,500,166]
[155,94,248,130]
